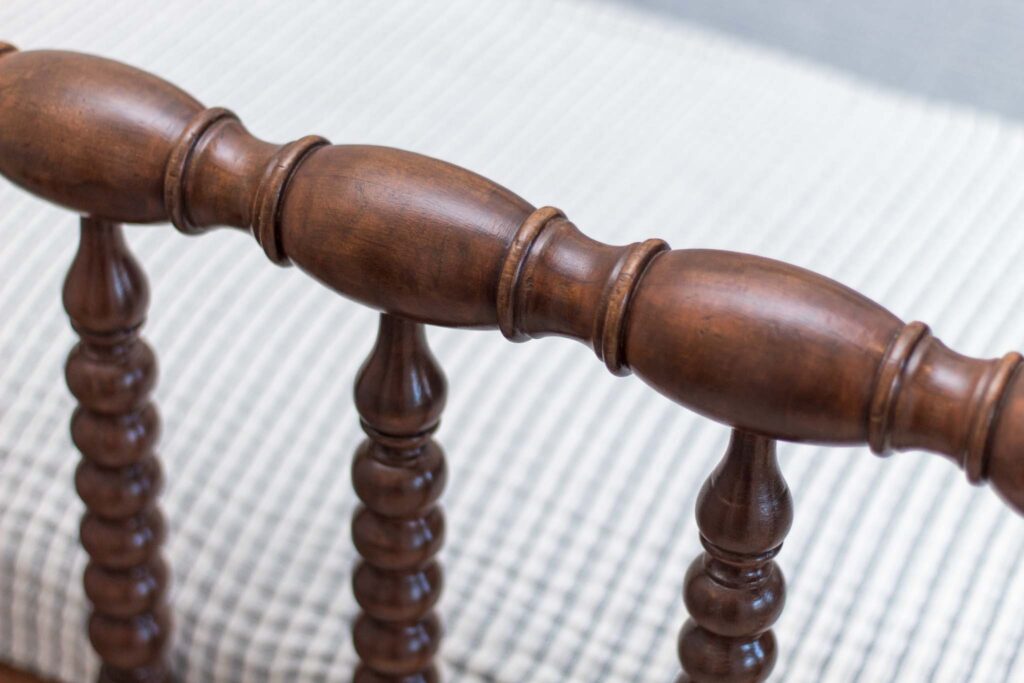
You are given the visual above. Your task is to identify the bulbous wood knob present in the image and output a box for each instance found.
[0,49,201,222]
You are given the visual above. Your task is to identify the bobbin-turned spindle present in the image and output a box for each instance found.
[678,430,792,683]
[351,314,448,682]
[3,42,1024,683]
[63,217,170,683]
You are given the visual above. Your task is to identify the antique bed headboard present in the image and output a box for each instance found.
[0,43,1021,683]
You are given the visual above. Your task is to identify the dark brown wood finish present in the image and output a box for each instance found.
[0,43,1022,682]
[352,314,447,682]
[0,46,1019,517]
[678,430,792,683]
[63,217,170,682]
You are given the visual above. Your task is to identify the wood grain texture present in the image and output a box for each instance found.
[678,431,792,682]
[351,314,448,682]
[0,45,1019,518]
[63,217,170,682]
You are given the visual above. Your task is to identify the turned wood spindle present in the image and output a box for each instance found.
[63,217,170,683]
[678,430,792,683]
[4,44,1024,682]
[2,47,1024,517]
[351,314,448,683]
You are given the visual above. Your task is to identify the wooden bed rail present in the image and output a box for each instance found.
[0,43,1021,682]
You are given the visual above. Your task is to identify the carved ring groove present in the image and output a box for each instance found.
[163,107,238,235]
[358,419,437,452]
[496,206,565,342]
[964,351,1023,484]
[868,321,931,455]
[594,238,669,376]
[250,134,329,266]
[699,536,782,566]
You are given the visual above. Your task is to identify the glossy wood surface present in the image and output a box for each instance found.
[1,44,1020,518]
[678,431,791,682]
[352,315,447,682]
[63,217,170,682]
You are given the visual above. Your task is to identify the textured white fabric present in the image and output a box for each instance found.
[1,1,1023,682]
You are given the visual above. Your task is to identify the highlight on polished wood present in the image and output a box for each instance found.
[678,430,792,683]
[0,40,1021,682]
[351,314,448,682]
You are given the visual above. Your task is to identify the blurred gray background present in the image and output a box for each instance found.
[617,0,1024,121]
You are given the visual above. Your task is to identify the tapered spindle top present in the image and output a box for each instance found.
[352,315,448,683]
[1,44,1022,515]
[679,430,791,683]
